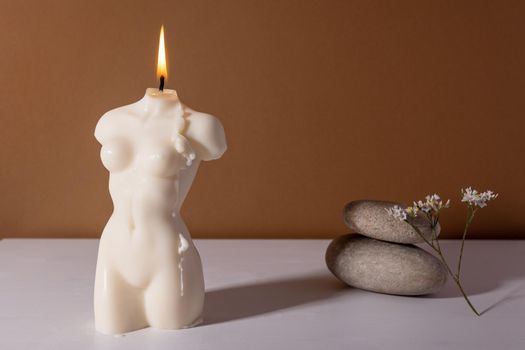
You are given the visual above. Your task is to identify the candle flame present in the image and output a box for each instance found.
[157,25,168,81]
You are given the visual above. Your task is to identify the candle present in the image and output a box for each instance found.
[93,26,227,334]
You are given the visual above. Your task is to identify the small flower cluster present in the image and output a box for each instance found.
[385,205,407,221]
[461,187,498,208]
[386,194,450,222]
[386,188,497,223]
[413,194,450,214]
[384,186,498,316]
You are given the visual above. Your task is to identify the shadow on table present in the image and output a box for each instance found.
[203,274,345,325]
[425,241,525,313]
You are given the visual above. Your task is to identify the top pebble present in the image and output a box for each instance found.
[343,200,440,244]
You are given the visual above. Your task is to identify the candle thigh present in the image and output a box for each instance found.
[93,88,226,334]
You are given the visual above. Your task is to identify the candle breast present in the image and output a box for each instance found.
[95,88,226,163]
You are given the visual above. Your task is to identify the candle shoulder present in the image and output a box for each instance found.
[184,109,227,161]
[94,106,133,144]
[94,104,227,162]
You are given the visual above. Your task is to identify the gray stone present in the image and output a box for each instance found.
[326,234,447,296]
[343,200,440,244]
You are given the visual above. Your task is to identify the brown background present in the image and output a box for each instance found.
[1,1,524,239]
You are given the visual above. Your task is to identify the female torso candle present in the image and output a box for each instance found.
[94,89,226,334]
[93,27,226,334]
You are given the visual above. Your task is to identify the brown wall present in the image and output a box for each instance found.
[1,1,524,239]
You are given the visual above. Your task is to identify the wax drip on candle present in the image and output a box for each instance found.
[178,234,189,296]
[172,103,196,166]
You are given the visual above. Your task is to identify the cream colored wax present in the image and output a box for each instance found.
[93,88,226,334]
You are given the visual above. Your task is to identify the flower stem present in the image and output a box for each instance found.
[457,207,476,278]
[410,222,481,316]
[434,245,481,316]
[451,274,481,316]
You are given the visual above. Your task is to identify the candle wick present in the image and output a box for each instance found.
[159,76,165,91]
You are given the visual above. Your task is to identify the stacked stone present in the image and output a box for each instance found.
[325,200,447,296]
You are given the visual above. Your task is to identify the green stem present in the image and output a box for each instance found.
[431,224,441,253]
[452,274,481,316]
[413,225,438,252]
[434,246,481,316]
[457,207,476,278]
[409,220,481,316]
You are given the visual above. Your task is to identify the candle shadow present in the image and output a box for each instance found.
[203,274,345,325]
[203,243,525,323]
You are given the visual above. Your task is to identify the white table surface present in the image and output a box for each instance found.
[0,239,524,350]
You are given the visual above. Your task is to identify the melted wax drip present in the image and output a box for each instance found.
[172,103,196,167]
[178,234,189,296]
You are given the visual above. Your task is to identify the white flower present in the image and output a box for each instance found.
[415,194,450,213]
[461,187,498,208]
[386,205,408,221]
[405,205,419,218]
[416,200,432,213]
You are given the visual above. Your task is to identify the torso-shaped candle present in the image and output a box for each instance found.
[94,88,226,334]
